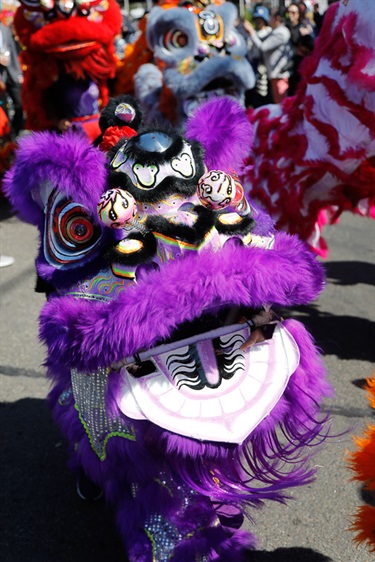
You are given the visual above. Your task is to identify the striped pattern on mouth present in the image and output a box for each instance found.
[167,331,246,391]
[118,323,300,444]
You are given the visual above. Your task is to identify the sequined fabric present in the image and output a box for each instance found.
[71,367,136,460]
[142,473,216,561]
[144,513,183,562]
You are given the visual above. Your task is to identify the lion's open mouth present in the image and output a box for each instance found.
[117,307,299,443]
[202,77,239,95]
[121,305,248,370]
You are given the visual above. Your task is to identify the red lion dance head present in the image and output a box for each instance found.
[14,0,122,137]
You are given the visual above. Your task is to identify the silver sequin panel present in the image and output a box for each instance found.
[143,472,212,561]
[71,367,136,460]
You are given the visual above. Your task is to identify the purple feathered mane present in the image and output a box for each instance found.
[3,97,332,561]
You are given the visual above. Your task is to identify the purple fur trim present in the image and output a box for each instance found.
[185,97,254,174]
[44,390,255,562]
[211,530,257,561]
[39,232,325,371]
[250,200,276,236]
[3,130,108,225]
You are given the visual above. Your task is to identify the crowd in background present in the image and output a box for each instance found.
[0,0,338,142]
[243,1,338,107]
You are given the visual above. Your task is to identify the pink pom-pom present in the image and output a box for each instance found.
[97,188,137,228]
[197,170,244,210]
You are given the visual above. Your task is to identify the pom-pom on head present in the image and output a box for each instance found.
[197,170,245,210]
[97,95,144,152]
[97,188,138,229]
[99,95,144,133]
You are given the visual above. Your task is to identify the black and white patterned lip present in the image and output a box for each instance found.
[120,322,247,389]
[163,329,246,391]
[120,319,246,366]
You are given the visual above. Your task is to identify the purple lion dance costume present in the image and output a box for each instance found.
[4,96,333,561]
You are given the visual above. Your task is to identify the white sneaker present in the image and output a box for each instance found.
[0,255,15,268]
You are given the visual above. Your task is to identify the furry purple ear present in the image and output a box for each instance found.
[184,97,253,174]
[3,130,108,225]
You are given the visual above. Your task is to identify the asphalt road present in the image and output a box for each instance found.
[1,200,374,562]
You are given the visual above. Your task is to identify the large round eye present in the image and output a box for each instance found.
[199,10,220,36]
[74,0,106,16]
[164,29,189,50]
[40,0,55,10]
[19,0,44,9]
[203,18,219,35]
[62,212,95,245]
[45,189,102,268]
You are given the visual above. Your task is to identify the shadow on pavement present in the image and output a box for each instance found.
[1,397,125,562]
[0,198,16,221]
[1,398,333,562]
[289,306,375,363]
[325,261,375,287]
[250,548,332,561]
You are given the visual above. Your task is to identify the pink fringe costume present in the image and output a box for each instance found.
[243,0,375,257]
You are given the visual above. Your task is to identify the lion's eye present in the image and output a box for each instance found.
[202,17,219,35]
[199,10,221,37]
[56,0,75,15]
[64,213,95,244]
[164,30,189,49]
[45,188,102,267]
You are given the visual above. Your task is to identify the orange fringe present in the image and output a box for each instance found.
[350,506,375,552]
[114,17,153,97]
[348,377,375,552]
